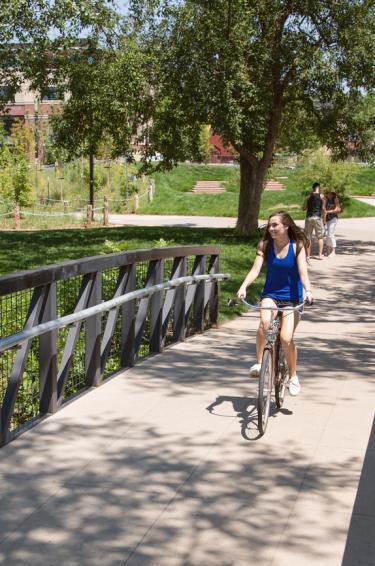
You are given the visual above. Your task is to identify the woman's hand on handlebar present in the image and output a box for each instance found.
[305,290,314,306]
[237,286,247,299]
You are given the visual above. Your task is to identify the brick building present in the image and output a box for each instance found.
[208,133,236,164]
[0,81,64,161]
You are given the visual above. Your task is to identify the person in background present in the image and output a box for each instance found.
[303,182,325,260]
[324,190,341,257]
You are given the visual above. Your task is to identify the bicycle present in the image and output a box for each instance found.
[228,298,310,436]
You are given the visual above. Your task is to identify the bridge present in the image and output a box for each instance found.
[0,218,374,565]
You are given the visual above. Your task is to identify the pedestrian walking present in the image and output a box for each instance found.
[324,190,341,257]
[303,182,325,260]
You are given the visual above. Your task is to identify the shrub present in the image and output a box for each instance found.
[296,148,357,206]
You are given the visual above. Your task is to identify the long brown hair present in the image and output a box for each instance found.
[263,211,310,256]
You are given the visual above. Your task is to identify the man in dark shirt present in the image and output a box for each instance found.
[303,182,325,259]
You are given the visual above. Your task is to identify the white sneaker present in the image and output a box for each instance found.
[289,376,301,396]
[250,363,261,377]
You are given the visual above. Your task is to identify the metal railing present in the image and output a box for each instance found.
[0,246,228,445]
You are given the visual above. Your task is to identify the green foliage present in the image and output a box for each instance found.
[10,119,34,157]
[295,148,358,206]
[129,0,375,233]
[13,158,32,205]
[100,239,130,254]
[198,126,212,164]
[152,237,175,247]
[0,125,13,202]
[82,164,106,194]
[0,226,263,322]
[0,122,33,205]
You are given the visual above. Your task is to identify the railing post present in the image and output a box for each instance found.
[150,259,164,353]
[193,255,206,332]
[173,257,187,341]
[121,264,136,368]
[103,196,109,226]
[147,183,153,203]
[133,193,139,213]
[39,283,58,415]
[209,254,220,326]
[85,271,102,387]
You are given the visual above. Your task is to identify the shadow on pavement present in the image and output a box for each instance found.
[0,227,373,565]
[341,417,375,566]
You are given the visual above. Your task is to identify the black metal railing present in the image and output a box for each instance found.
[0,246,227,445]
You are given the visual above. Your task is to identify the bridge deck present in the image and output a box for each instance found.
[0,219,374,566]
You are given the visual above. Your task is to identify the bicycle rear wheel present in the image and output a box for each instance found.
[258,347,273,435]
[275,339,288,408]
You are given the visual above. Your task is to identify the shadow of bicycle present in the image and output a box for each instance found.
[206,395,293,441]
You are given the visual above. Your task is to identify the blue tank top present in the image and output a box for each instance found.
[261,240,303,301]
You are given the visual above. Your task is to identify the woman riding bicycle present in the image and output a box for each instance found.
[237,211,313,396]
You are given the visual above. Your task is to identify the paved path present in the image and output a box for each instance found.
[108,213,375,229]
[108,213,237,228]
[0,219,374,565]
[352,197,375,207]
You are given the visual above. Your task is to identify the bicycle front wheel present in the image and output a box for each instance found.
[275,339,288,408]
[258,347,273,435]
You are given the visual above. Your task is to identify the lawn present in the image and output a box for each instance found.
[1,162,373,231]
[136,163,375,219]
[0,163,373,322]
[0,226,264,322]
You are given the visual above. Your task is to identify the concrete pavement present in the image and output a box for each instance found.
[0,217,374,565]
[108,213,237,228]
[352,197,375,207]
[107,213,375,229]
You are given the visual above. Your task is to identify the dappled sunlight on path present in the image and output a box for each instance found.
[0,218,374,565]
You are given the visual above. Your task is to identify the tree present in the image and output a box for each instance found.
[0,121,32,205]
[0,1,119,109]
[0,124,13,201]
[295,148,356,207]
[130,0,375,234]
[0,0,138,207]
[50,36,148,207]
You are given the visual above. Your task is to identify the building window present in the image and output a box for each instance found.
[41,87,60,101]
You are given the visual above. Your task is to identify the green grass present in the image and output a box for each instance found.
[3,161,373,229]
[139,163,240,217]
[347,165,375,196]
[139,163,375,219]
[0,226,264,322]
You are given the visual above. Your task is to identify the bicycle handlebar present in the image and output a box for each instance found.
[228,297,313,310]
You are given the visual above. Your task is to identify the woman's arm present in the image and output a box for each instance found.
[237,241,265,298]
[331,197,341,214]
[296,246,313,302]
[321,196,327,223]
[326,197,341,217]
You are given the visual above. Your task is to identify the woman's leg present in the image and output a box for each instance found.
[279,310,300,377]
[327,218,338,256]
[256,298,276,362]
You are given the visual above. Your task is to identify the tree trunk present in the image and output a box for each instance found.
[236,154,266,235]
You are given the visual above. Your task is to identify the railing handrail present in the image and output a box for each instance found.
[0,245,221,295]
[0,273,230,354]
